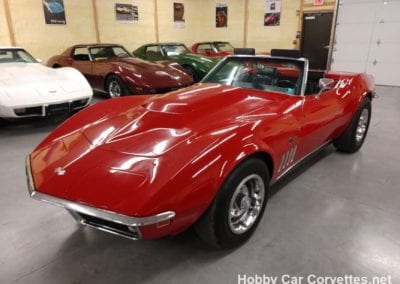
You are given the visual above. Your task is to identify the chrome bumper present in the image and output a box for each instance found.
[25,156,175,240]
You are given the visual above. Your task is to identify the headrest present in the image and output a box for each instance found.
[271,49,301,58]
[234,48,256,55]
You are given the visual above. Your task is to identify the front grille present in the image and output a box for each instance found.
[14,98,89,117]
[77,213,141,240]
[14,106,43,117]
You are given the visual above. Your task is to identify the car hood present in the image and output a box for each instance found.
[37,83,287,155]
[0,63,88,102]
[30,84,289,213]
[110,57,193,87]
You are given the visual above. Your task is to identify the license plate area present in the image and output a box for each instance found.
[46,102,70,115]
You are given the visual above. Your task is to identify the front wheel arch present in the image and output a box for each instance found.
[194,156,270,248]
[104,73,131,98]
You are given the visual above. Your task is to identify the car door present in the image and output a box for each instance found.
[70,47,94,84]
[299,82,350,156]
[88,47,114,90]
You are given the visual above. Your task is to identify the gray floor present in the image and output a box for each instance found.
[1,86,399,284]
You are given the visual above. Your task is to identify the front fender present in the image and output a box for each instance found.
[128,124,276,235]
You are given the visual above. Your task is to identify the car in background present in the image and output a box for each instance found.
[191,41,234,57]
[48,44,193,98]
[0,47,92,120]
[27,53,375,248]
[133,43,219,82]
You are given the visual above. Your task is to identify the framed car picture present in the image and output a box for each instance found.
[115,3,138,23]
[216,3,228,28]
[264,0,281,26]
[42,0,66,25]
[174,2,185,28]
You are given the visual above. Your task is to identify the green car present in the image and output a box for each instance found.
[133,43,220,82]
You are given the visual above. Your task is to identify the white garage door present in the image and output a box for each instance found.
[331,0,400,86]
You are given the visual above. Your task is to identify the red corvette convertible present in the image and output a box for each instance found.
[47,44,193,98]
[26,54,375,248]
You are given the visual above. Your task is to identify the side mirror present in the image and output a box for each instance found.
[319,78,335,90]
[316,78,335,98]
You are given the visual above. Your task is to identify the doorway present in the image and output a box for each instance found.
[301,12,333,70]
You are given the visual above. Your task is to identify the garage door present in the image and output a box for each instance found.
[330,0,400,86]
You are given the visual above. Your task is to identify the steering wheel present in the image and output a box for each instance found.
[276,79,297,90]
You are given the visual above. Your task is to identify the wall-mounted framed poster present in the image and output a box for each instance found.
[42,0,66,25]
[264,0,281,26]
[115,3,138,23]
[174,2,185,28]
[216,3,228,28]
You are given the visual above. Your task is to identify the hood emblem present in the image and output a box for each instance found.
[54,167,66,176]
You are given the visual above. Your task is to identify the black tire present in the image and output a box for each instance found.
[52,64,61,68]
[184,66,199,83]
[105,75,129,98]
[194,158,269,249]
[334,97,371,153]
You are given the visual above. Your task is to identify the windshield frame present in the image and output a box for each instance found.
[214,42,234,52]
[160,44,191,56]
[88,45,133,61]
[0,48,37,64]
[201,55,308,97]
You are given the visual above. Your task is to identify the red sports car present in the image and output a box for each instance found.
[26,54,375,248]
[47,44,193,98]
[192,41,234,57]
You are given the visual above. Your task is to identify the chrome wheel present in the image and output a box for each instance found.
[108,80,121,98]
[355,108,369,143]
[228,174,265,235]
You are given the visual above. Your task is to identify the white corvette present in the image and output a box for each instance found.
[0,47,92,119]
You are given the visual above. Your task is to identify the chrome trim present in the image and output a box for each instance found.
[273,140,332,183]
[278,152,287,173]
[283,150,291,168]
[25,156,176,239]
[300,59,309,97]
[288,145,297,165]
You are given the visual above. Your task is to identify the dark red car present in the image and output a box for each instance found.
[48,44,193,98]
[191,41,234,57]
[27,54,375,248]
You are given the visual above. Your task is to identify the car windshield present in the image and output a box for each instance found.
[161,44,190,56]
[0,49,37,63]
[215,42,234,52]
[202,57,304,96]
[89,46,132,60]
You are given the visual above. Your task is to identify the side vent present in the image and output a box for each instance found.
[278,145,297,173]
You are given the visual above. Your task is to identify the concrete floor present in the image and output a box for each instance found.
[1,86,399,284]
